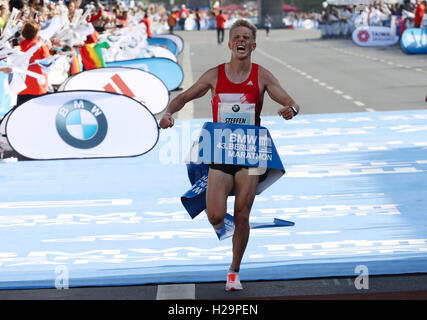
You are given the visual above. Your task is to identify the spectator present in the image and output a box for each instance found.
[66,0,77,22]
[0,1,9,29]
[178,4,189,30]
[195,8,201,31]
[87,1,104,24]
[117,9,128,28]
[167,10,177,34]
[9,0,25,11]
[140,9,152,38]
[216,10,226,44]
[264,14,272,39]
[17,20,51,106]
[414,0,426,27]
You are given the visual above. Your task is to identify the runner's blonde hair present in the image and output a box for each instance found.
[229,19,257,41]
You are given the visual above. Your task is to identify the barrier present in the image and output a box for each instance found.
[0,61,12,118]
[151,34,184,55]
[352,26,399,47]
[105,57,183,91]
[4,91,159,160]
[143,46,177,62]
[400,28,427,54]
[59,67,169,115]
[147,37,179,56]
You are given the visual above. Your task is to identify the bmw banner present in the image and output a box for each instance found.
[59,67,169,115]
[181,122,285,219]
[106,57,183,91]
[4,91,159,160]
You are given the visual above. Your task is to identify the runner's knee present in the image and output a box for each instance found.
[207,211,225,226]
[233,208,250,228]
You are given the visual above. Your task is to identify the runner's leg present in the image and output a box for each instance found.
[230,168,259,271]
[206,167,234,230]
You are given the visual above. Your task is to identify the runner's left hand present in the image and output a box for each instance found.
[277,106,294,120]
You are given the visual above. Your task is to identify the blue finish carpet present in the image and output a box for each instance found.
[1,110,426,289]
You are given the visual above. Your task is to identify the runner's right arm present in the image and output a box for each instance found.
[159,67,217,129]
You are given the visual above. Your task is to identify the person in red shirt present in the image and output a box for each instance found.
[17,21,51,106]
[140,9,152,38]
[167,11,177,34]
[178,4,189,30]
[414,0,426,28]
[87,2,104,24]
[159,20,299,292]
[216,10,227,44]
[118,9,128,28]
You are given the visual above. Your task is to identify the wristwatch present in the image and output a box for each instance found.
[290,106,298,116]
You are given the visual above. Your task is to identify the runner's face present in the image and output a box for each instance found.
[229,26,256,59]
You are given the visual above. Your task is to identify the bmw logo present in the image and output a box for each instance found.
[232,104,240,112]
[56,99,108,149]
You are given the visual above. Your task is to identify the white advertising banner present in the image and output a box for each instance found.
[145,46,177,62]
[5,91,159,160]
[352,26,399,46]
[59,67,169,115]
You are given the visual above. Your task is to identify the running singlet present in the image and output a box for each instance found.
[212,63,262,126]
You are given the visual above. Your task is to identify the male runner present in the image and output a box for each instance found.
[159,20,300,291]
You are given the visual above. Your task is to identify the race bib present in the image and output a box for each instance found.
[218,102,255,125]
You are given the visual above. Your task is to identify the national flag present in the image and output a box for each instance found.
[70,47,83,75]
[79,42,109,70]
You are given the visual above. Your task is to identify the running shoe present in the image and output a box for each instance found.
[225,271,243,291]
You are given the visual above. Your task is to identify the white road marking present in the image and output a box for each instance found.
[333,47,427,74]
[0,199,132,209]
[256,48,369,109]
[156,283,196,300]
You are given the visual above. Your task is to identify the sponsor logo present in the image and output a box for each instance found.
[247,80,254,86]
[232,104,240,112]
[104,74,136,98]
[103,74,147,105]
[357,30,370,42]
[56,99,108,149]
[371,31,395,41]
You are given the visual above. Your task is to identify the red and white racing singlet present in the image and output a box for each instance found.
[212,63,263,126]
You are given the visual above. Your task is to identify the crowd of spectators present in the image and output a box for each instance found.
[0,1,425,121]
[319,0,426,38]
[0,0,166,114]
